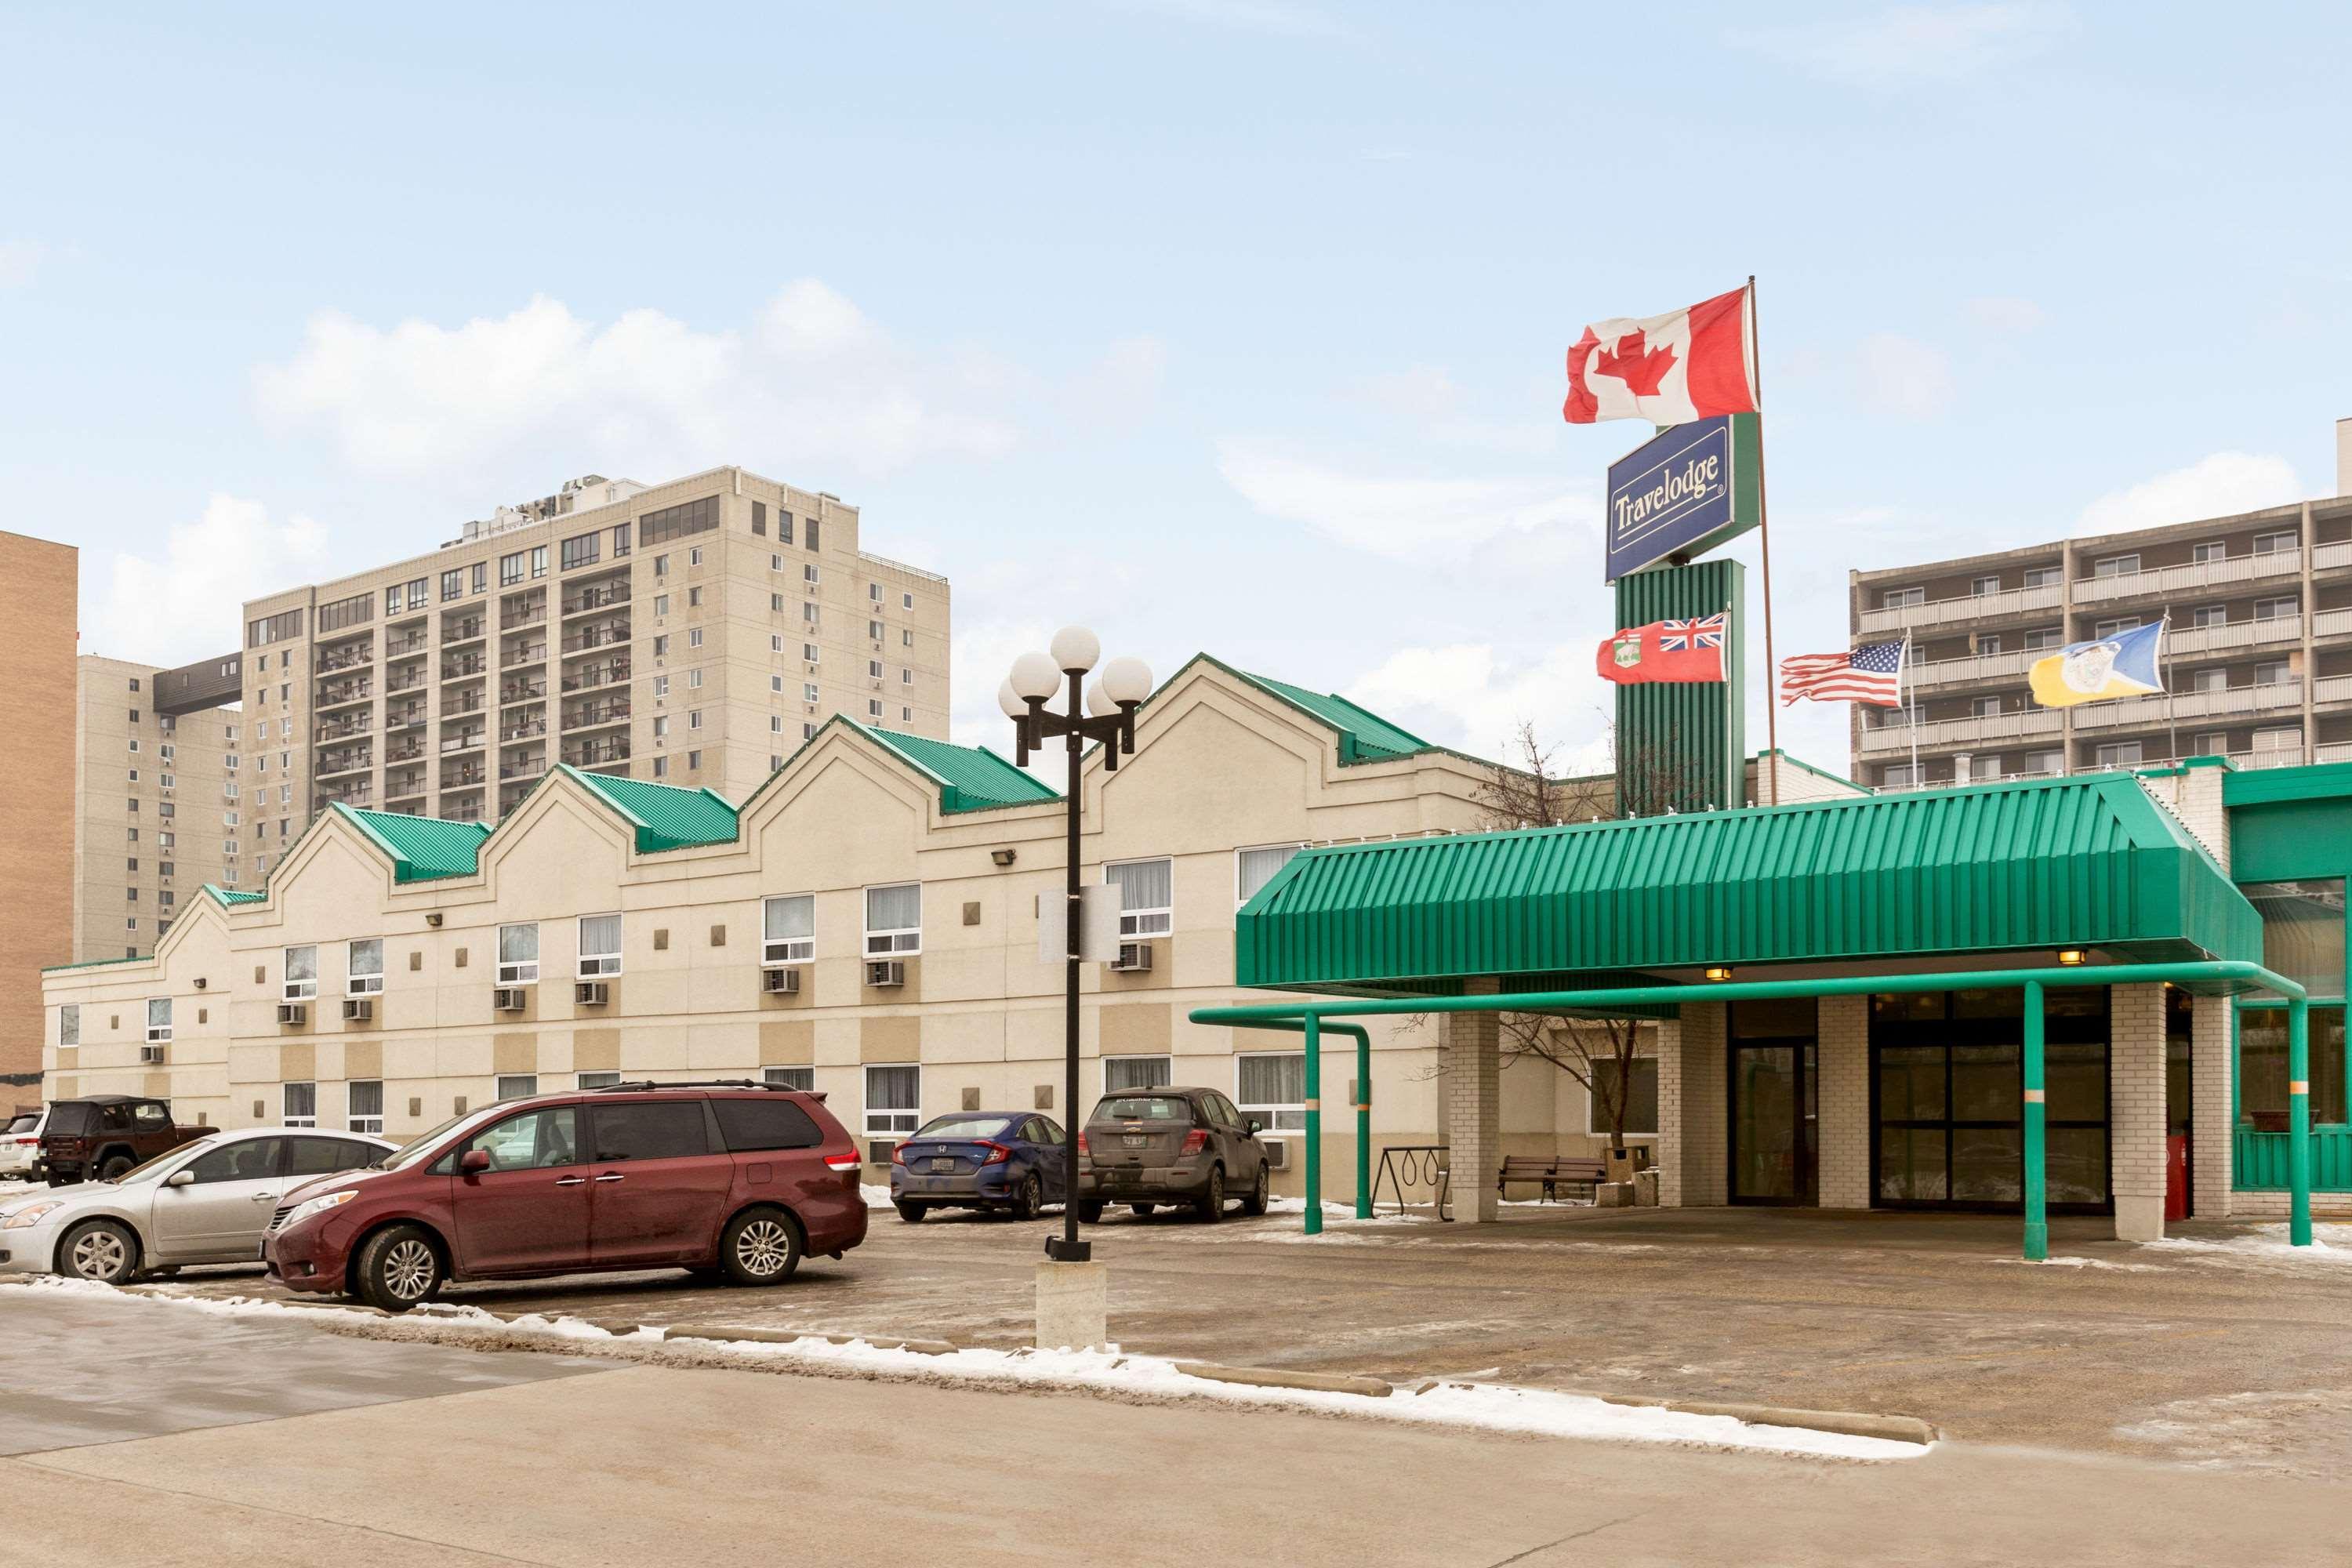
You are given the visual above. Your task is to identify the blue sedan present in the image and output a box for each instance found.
[890,1112,1069,1222]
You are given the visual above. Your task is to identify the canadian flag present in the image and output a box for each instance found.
[1563,285,1759,426]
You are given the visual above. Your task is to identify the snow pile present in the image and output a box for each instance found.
[24,1275,1926,1461]
[2146,1221,2352,1267]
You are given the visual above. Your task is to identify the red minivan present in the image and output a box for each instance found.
[263,1082,866,1312]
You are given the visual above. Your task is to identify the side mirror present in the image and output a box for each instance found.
[165,1168,196,1188]
[1247,1119,1264,1137]
[459,1149,492,1175]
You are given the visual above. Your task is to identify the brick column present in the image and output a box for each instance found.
[1816,994,1872,1208]
[1658,1001,1726,1207]
[2110,982,2169,1241]
[2191,993,2234,1219]
[1441,978,1501,1223]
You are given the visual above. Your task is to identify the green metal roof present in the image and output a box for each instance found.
[559,764,742,852]
[41,953,154,974]
[1236,772,2262,996]
[1235,669,1433,764]
[336,804,494,884]
[203,884,265,907]
[855,723,1061,814]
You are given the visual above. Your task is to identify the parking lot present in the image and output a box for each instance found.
[131,1198,2352,1475]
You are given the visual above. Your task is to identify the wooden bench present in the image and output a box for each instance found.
[1497,1154,1606,1203]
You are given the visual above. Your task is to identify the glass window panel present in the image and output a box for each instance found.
[1951,1043,2020,1122]
[1105,1056,1172,1092]
[2045,1127,2109,1206]
[1872,992,1944,1025]
[1237,1052,1305,1107]
[590,1102,709,1162]
[2242,880,2347,999]
[1236,844,1302,904]
[1950,1127,2022,1203]
[1730,996,1817,1039]
[285,946,317,983]
[866,883,920,932]
[2045,1041,2108,1123]
[764,894,814,941]
[1732,1047,1798,1198]
[580,914,620,956]
[1878,1044,1947,1121]
[458,1106,576,1171]
[499,923,538,963]
[2239,1007,2348,1126]
[1588,1058,1660,1134]
[1951,988,2022,1020]
[1877,1127,1947,1202]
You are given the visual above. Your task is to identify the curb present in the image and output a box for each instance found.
[1174,1360,1392,1398]
[1583,1391,1936,1446]
[663,1323,958,1356]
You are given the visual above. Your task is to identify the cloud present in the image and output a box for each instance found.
[1855,332,1955,419]
[1966,296,2045,335]
[1345,643,1617,769]
[1217,441,1597,564]
[1098,0,1351,38]
[252,281,1113,492]
[2076,452,2302,537]
[88,495,332,668]
[0,240,48,288]
[1727,3,2073,84]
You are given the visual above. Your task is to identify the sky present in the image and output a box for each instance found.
[5,2,2350,781]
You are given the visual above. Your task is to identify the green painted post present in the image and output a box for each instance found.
[2290,997,2313,1247]
[1356,1028,1373,1220]
[2022,978,2048,1262]
[1303,1013,1323,1236]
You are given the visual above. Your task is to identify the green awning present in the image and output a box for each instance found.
[1236,772,2261,996]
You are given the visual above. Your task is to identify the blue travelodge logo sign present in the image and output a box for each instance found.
[1604,414,1760,583]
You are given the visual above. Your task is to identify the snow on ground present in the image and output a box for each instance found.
[16,1276,1925,1462]
[1991,1255,2168,1272]
[2146,1222,2352,1267]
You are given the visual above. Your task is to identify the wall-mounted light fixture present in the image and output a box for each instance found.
[991,848,1017,867]
[193,977,206,990]
[1704,965,1733,982]
[2056,949,2085,967]
[426,913,445,927]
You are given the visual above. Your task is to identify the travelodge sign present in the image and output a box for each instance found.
[1604,412,1762,583]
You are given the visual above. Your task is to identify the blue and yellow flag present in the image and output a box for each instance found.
[2028,622,2165,708]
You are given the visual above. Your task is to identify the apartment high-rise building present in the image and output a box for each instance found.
[236,467,949,874]
[73,653,245,963]
[0,530,77,1091]
[1848,434,2352,789]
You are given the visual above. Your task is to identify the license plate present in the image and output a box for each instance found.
[927,1157,956,1173]
[1123,1134,1146,1149]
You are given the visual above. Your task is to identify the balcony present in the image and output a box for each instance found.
[2317,674,2352,706]
[499,719,547,744]
[561,623,630,655]
[441,617,486,646]
[562,700,631,731]
[2321,741,2352,764]
[562,739,631,768]
[499,755,546,780]
[386,771,426,798]
[314,716,372,742]
[318,785,374,810]
[2318,541,2352,572]
[500,679,547,706]
[2167,614,2301,658]
[440,731,485,755]
[385,705,427,731]
[563,584,633,617]
[561,661,632,693]
[501,641,547,668]
[314,644,372,674]
[2316,608,2352,641]
[384,741,425,766]
[503,605,547,630]
[441,764,488,789]
[442,804,485,823]
[1857,582,2063,637]
[441,658,487,683]
[384,633,427,658]
[316,748,372,779]
[316,681,372,710]
[1904,648,2034,691]
[444,692,486,717]
[2071,678,2303,731]
[1856,707,2061,754]
[2071,549,2302,605]
[384,672,426,695]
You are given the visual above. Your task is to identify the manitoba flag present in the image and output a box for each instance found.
[1563,285,1759,426]
[1595,614,1728,684]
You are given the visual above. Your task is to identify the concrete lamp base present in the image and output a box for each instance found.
[1035,1260,1109,1352]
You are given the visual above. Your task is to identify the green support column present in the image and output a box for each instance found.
[2022,979,2048,1262]
[1303,1013,1323,1236]
[2290,997,2312,1247]
[1356,1028,1372,1221]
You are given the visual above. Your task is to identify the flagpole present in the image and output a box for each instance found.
[2159,612,2176,766]
[1905,636,1918,787]
[1748,274,1779,806]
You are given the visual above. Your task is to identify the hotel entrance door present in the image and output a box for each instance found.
[1729,997,1817,1205]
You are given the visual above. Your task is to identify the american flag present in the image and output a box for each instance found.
[1780,639,1906,706]
[1659,613,1726,653]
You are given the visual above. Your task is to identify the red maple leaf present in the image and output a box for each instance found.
[1594,330,1676,397]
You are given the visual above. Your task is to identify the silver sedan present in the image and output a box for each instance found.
[0,1126,396,1286]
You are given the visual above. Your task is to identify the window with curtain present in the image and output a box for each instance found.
[60,1004,79,1046]
[578,913,622,977]
[1236,844,1305,908]
[1105,1056,1171,1093]
[764,1065,815,1091]
[284,1081,318,1127]
[347,1080,384,1134]
[498,922,539,984]
[865,1063,920,1135]
[2241,879,2347,1000]
[866,884,921,955]
[764,894,815,964]
[347,938,383,996]
[1236,1053,1306,1131]
[283,946,318,1000]
[1106,859,1173,937]
[144,998,172,1042]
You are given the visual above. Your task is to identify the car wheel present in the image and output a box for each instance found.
[353,1224,445,1313]
[1240,1163,1269,1217]
[1131,1202,1156,1218]
[1011,1174,1044,1222]
[1193,1165,1225,1223]
[97,1155,134,1181]
[59,1218,140,1285]
[894,1200,927,1223]
[721,1208,802,1287]
[1076,1199,1104,1224]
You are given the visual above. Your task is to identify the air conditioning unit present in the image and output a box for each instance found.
[492,986,526,1012]
[762,967,802,995]
[864,1142,891,1166]
[866,960,905,989]
[575,980,609,1007]
[1262,1139,1289,1170]
[276,1003,307,1026]
[342,997,373,1022]
[139,1044,166,1065]
[1109,942,1153,974]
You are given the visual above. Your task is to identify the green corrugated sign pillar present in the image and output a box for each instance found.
[1613,558,1745,816]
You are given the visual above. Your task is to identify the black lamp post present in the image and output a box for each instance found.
[999,626,1152,1265]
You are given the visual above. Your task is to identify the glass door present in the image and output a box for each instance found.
[1729,999,1817,1205]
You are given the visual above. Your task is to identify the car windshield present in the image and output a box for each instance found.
[374,1106,499,1171]
[913,1115,1014,1142]
[109,1135,221,1185]
[1095,1096,1192,1123]
[4,1113,36,1134]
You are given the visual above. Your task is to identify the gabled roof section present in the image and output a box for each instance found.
[1234,668,1433,764]
[557,764,741,852]
[1237,772,2262,996]
[853,722,1060,814]
[334,804,494,884]
[203,884,265,908]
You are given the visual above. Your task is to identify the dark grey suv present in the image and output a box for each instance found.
[1075,1086,1269,1223]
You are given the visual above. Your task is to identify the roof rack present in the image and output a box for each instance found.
[583,1079,789,1094]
